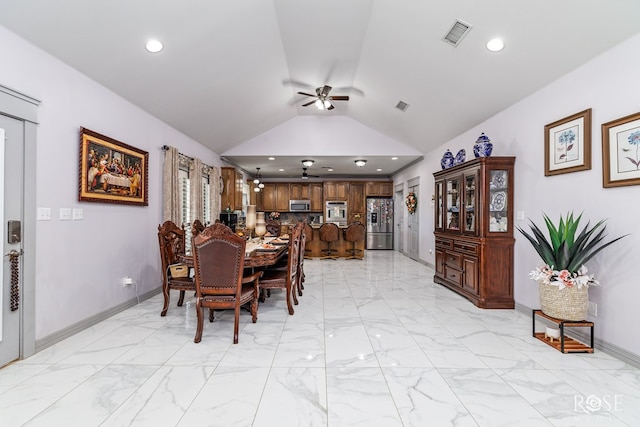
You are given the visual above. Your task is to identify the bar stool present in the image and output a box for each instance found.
[319,223,339,260]
[344,222,366,259]
[304,223,314,259]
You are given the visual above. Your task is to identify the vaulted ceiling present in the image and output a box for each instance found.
[1,1,639,177]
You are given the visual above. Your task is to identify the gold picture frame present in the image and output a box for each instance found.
[544,109,592,176]
[602,111,640,188]
[79,127,149,206]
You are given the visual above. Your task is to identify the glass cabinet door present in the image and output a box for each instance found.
[446,177,460,231]
[435,180,444,230]
[489,169,508,232]
[464,174,476,233]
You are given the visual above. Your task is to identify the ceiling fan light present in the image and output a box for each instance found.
[253,178,260,184]
[314,99,324,110]
[253,187,260,192]
[258,182,264,189]
[355,159,367,167]
[302,159,314,167]
[323,100,331,109]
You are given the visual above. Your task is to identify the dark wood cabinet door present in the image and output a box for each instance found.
[259,183,276,211]
[349,182,365,213]
[290,183,309,200]
[275,183,290,211]
[309,183,323,212]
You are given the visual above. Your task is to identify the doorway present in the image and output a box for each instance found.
[0,85,38,367]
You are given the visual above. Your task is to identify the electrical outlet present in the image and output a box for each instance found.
[122,277,133,286]
[588,301,597,317]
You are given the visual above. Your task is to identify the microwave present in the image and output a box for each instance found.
[289,200,311,212]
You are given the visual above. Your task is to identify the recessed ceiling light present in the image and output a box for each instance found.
[377,168,382,172]
[327,168,334,172]
[145,39,164,53]
[268,157,275,160]
[278,168,284,172]
[486,38,504,52]
[391,157,398,160]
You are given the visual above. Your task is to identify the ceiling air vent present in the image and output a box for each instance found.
[395,101,410,112]
[442,19,472,47]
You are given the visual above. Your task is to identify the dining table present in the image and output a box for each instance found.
[179,236,288,269]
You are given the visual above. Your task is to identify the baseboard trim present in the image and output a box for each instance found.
[35,288,161,353]
[515,302,640,368]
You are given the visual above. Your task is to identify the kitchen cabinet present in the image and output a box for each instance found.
[348,182,366,224]
[221,167,243,211]
[275,183,290,211]
[366,181,393,197]
[290,183,309,200]
[257,183,276,212]
[433,156,515,309]
[309,183,323,212]
[324,181,349,201]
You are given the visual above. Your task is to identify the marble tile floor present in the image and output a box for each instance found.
[1,251,639,426]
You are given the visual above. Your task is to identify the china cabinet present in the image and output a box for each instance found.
[433,157,515,308]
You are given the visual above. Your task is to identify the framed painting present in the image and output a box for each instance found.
[544,108,592,176]
[79,127,148,205]
[602,111,640,188]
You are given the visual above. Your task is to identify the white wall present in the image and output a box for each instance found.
[0,26,221,339]
[394,33,640,357]
[224,115,422,156]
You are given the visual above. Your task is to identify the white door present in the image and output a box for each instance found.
[408,185,420,261]
[394,189,404,253]
[0,115,24,367]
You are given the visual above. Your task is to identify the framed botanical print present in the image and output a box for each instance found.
[544,109,592,176]
[602,111,640,188]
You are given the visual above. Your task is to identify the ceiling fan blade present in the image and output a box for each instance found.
[327,104,335,111]
[329,96,349,101]
[301,100,315,107]
[297,91,316,97]
[321,85,332,97]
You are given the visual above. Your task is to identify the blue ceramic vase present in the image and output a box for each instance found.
[441,150,454,169]
[473,133,493,158]
[454,149,466,166]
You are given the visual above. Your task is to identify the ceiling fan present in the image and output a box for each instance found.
[297,85,349,110]
[301,167,320,180]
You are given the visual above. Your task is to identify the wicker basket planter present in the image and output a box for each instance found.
[538,281,588,321]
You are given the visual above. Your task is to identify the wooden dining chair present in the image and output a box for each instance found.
[297,222,308,296]
[259,222,301,315]
[191,219,205,238]
[158,220,195,316]
[191,223,262,344]
[266,219,281,236]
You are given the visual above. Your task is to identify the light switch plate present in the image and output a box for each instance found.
[37,207,51,221]
[59,208,72,220]
[516,210,525,221]
[72,208,84,220]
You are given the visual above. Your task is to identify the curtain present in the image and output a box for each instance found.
[211,166,221,219]
[162,146,181,224]
[190,158,203,224]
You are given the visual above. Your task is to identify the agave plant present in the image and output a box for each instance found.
[517,212,627,274]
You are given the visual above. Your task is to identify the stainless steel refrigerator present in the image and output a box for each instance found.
[366,198,394,250]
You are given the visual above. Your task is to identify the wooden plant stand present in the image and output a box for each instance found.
[532,309,594,353]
